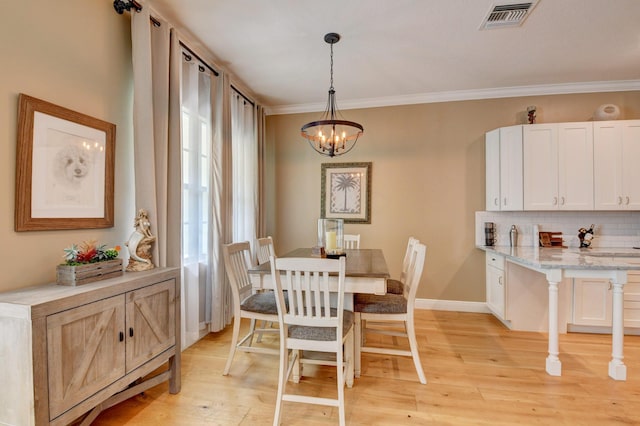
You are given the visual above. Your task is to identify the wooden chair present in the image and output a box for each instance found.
[343,234,360,249]
[354,242,427,384]
[256,236,275,265]
[222,241,279,375]
[386,236,419,294]
[270,255,354,426]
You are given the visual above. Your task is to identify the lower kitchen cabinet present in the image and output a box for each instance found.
[486,252,506,320]
[572,273,640,330]
[0,267,180,426]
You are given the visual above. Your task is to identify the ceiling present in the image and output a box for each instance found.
[147,0,640,114]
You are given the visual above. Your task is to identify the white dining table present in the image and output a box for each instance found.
[248,248,390,309]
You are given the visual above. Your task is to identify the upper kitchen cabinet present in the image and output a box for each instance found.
[594,120,640,210]
[523,122,593,210]
[486,126,523,211]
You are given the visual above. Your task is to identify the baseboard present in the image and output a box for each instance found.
[415,298,491,313]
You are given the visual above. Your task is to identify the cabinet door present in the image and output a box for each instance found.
[486,254,505,319]
[485,129,501,211]
[47,295,126,420]
[572,278,612,326]
[523,124,558,210]
[557,122,593,210]
[500,126,523,210]
[594,121,623,210]
[622,121,640,209]
[126,279,176,372]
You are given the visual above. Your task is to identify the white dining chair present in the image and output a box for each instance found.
[343,234,360,249]
[222,241,279,376]
[353,242,427,384]
[386,236,419,295]
[270,255,354,426]
[256,236,275,265]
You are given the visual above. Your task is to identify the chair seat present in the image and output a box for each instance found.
[354,293,407,314]
[240,291,278,314]
[386,278,404,295]
[289,310,354,341]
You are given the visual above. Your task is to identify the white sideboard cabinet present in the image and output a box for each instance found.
[0,267,181,426]
[485,126,523,211]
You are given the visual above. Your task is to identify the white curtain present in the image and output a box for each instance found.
[180,55,217,347]
[231,90,258,250]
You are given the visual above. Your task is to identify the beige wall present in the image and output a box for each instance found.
[0,0,134,291]
[266,92,640,302]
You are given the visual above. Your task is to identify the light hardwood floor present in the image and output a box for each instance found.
[93,310,640,425]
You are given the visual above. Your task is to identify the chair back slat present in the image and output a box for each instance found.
[400,237,419,284]
[256,236,275,265]
[343,234,360,249]
[272,256,346,331]
[223,242,254,304]
[404,243,427,306]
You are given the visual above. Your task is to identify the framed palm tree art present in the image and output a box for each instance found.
[320,162,371,224]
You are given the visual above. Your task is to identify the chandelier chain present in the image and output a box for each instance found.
[329,42,334,91]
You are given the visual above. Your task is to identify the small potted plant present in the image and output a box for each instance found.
[57,240,123,286]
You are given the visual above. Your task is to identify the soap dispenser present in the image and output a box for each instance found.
[509,225,518,247]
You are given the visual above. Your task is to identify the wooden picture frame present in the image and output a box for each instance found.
[15,94,116,231]
[321,162,372,224]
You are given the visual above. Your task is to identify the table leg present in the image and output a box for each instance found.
[609,277,627,380]
[545,273,562,376]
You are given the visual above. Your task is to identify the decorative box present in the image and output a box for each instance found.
[56,259,123,286]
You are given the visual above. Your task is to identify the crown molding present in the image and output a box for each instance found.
[265,80,640,116]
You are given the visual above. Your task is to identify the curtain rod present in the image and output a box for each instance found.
[113,1,161,27]
[231,85,255,107]
[180,43,219,77]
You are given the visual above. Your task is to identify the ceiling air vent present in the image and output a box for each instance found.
[480,1,538,29]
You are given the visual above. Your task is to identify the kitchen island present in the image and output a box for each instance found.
[477,245,640,380]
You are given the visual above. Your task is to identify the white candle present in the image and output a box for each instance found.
[325,231,336,251]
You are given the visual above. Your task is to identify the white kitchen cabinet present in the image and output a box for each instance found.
[572,272,640,330]
[0,268,180,426]
[594,120,640,210]
[485,126,523,211]
[523,122,593,210]
[486,252,506,319]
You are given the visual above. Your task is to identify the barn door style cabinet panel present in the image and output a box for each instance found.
[0,268,180,426]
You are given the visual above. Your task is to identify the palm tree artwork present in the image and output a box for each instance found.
[330,172,361,214]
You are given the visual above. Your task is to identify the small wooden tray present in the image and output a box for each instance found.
[539,232,566,248]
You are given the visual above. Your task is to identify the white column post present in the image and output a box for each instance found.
[545,270,563,376]
[609,271,627,380]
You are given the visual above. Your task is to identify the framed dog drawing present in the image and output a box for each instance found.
[15,94,116,231]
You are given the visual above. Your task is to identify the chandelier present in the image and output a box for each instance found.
[301,33,364,157]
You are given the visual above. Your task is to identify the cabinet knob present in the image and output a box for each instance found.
[129,327,134,337]
[119,331,124,342]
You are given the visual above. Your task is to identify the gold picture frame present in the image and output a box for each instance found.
[321,162,372,224]
[15,94,116,231]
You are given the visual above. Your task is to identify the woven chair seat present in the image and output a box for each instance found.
[289,310,354,341]
[354,293,407,314]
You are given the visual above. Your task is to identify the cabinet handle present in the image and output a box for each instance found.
[618,196,623,205]
[626,196,630,205]
[498,276,503,285]
[129,327,134,337]
[494,197,499,206]
[560,196,565,205]
[553,197,558,205]
[119,331,124,342]
[503,197,507,206]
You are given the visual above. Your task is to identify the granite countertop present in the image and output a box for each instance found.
[477,246,640,270]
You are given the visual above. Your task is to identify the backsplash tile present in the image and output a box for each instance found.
[476,211,640,248]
